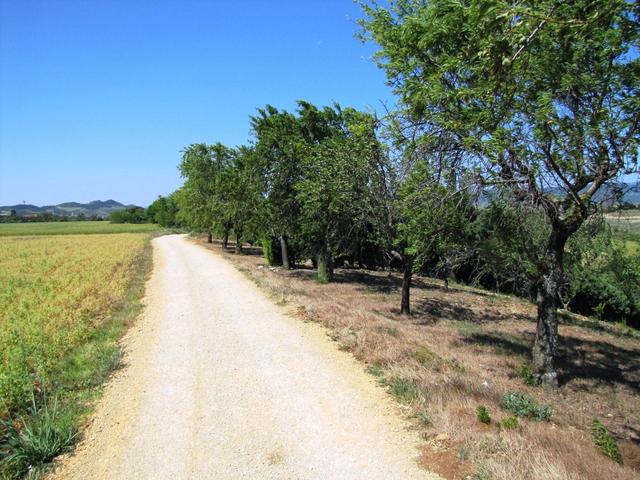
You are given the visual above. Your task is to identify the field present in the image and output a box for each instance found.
[0,230,153,478]
[200,236,640,480]
[605,210,640,255]
[0,221,160,236]
[606,209,640,236]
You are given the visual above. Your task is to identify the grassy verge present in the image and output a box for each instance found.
[0,234,154,479]
[198,236,640,480]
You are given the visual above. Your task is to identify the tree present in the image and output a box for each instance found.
[179,143,235,244]
[295,104,387,282]
[220,146,264,253]
[251,105,305,268]
[360,0,639,384]
[147,194,180,227]
[109,207,147,224]
[396,161,476,313]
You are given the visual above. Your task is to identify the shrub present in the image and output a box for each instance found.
[500,416,519,429]
[591,419,623,465]
[476,405,491,424]
[260,237,282,266]
[501,391,553,421]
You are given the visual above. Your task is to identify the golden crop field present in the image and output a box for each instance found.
[0,233,151,417]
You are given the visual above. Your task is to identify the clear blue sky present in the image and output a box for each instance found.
[0,0,394,207]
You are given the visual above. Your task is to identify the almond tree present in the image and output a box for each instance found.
[360,0,639,384]
[178,143,235,245]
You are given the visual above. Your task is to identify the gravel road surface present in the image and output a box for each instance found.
[52,234,438,480]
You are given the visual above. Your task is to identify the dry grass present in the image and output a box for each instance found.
[198,236,640,480]
[0,233,151,416]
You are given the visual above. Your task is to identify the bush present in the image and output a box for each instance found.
[109,207,148,224]
[260,237,282,266]
[501,391,553,421]
[591,419,623,465]
[476,405,491,424]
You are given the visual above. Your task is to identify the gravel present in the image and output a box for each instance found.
[51,234,439,480]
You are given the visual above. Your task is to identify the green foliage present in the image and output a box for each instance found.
[146,194,180,228]
[359,0,640,373]
[517,363,536,386]
[501,392,553,421]
[177,143,264,247]
[366,364,384,377]
[500,416,519,429]
[566,231,640,327]
[260,237,282,266]
[591,419,623,465]
[475,405,491,424]
[1,395,76,478]
[386,377,420,404]
[397,161,476,280]
[109,207,147,224]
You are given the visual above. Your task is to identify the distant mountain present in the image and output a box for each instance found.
[477,181,640,207]
[0,200,139,218]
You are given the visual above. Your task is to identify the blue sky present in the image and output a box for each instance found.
[0,0,394,206]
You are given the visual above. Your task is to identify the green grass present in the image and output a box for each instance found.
[385,377,420,404]
[0,221,160,236]
[623,239,639,255]
[1,394,77,479]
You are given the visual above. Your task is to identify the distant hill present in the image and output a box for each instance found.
[0,200,138,218]
[477,181,640,207]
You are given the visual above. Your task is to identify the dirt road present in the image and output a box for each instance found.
[53,235,438,480]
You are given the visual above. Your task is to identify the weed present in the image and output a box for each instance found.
[386,378,420,404]
[591,419,623,465]
[517,363,536,386]
[413,346,438,366]
[446,357,466,372]
[457,446,470,461]
[501,392,553,421]
[365,364,384,377]
[476,405,491,424]
[500,416,519,429]
[1,394,76,478]
[412,410,432,427]
[374,325,400,337]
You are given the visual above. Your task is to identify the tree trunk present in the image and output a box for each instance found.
[316,249,333,283]
[222,229,229,249]
[235,232,243,254]
[532,229,567,387]
[401,254,413,315]
[280,235,290,269]
[207,232,212,244]
[442,258,451,291]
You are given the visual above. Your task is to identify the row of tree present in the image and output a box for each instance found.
[152,0,639,386]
